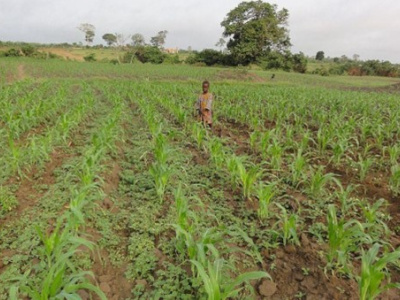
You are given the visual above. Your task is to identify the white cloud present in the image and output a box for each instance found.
[0,0,399,62]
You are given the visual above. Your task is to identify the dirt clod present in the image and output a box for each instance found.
[259,279,277,297]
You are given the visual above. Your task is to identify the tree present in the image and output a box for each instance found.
[315,51,325,61]
[115,33,131,48]
[102,33,117,46]
[150,30,168,48]
[215,38,226,51]
[353,54,360,61]
[132,33,145,47]
[292,52,307,73]
[221,1,291,65]
[78,23,96,45]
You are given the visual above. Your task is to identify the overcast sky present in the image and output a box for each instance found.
[0,0,399,62]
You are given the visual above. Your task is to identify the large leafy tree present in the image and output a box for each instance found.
[221,1,291,65]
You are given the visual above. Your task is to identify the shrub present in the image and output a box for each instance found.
[4,48,21,57]
[83,53,96,62]
[134,46,166,64]
[21,45,36,56]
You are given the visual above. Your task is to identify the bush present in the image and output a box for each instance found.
[83,53,96,62]
[258,51,292,71]
[164,54,181,64]
[292,53,308,73]
[134,46,166,64]
[21,45,36,57]
[4,48,21,57]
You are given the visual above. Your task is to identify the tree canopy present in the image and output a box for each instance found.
[316,51,325,61]
[102,33,117,46]
[150,30,168,48]
[78,23,96,45]
[132,33,145,47]
[221,1,291,65]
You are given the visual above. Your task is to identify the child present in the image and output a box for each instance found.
[195,80,213,128]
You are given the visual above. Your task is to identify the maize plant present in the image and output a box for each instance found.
[389,164,400,196]
[358,243,400,300]
[235,159,261,200]
[191,258,270,300]
[326,205,370,274]
[149,163,172,202]
[307,167,339,198]
[275,203,300,246]
[290,149,306,187]
[256,183,275,219]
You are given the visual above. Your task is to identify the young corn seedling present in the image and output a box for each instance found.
[267,138,283,170]
[191,258,270,300]
[11,224,105,300]
[307,167,339,198]
[334,184,358,217]
[290,149,306,187]
[149,163,172,202]
[389,164,400,196]
[361,199,390,241]
[331,139,348,166]
[192,122,207,150]
[256,183,275,220]
[249,130,260,153]
[236,159,261,200]
[207,137,226,169]
[275,203,300,246]
[8,135,23,177]
[387,145,400,165]
[359,243,400,300]
[226,155,242,189]
[357,155,373,181]
[260,129,274,159]
[326,205,370,274]
[174,185,190,232]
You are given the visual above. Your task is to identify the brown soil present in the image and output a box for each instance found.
[17,64,26,80]
[85,228,133,300]
[0,148,72,227]
[261,241,358,300]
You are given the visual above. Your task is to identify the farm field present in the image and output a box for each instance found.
[1,58,400,299]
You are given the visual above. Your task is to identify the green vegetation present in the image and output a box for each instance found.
[0,58,399,299]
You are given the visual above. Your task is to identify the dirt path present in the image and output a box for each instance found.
[17,64,26,80]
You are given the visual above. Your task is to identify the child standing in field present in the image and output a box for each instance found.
[196,80,213,128]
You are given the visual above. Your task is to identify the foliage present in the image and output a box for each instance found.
[150,30,168,48]
[83,53,96,62]
[77,23,96,45]
[221,0,291,65]
[358,244,400,300]
[316,51,325,61]
[102,33,117,46]
[134,46,166,64]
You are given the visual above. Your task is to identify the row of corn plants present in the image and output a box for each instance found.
[9,83,125,299]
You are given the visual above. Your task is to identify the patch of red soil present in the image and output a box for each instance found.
[84,228,133,300]
[263,240,358,300]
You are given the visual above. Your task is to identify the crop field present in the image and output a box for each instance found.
[1,58,400,299]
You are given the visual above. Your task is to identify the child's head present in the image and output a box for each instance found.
[202,80,210,93]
